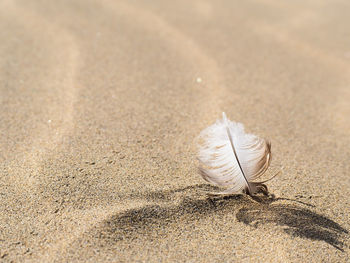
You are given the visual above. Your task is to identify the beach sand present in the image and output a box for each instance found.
[1,0,349,262]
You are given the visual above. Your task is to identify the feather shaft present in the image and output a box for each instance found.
[224,123,252,194]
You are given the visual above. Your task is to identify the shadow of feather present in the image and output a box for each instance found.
[123,183,217,202]
[236,204,348,252]
[93,184,246,242]
[93,184,348,252]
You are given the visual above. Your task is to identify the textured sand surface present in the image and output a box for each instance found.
[1,0,350,262]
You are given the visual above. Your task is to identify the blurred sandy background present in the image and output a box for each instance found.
[0,0,349,262]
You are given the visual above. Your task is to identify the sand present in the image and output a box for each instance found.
[1,0,350,262]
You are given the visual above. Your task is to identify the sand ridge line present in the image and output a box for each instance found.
[100,0,230,120]
[0,2,81,190]
[248,19,350,138]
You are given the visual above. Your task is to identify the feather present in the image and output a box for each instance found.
[196,112,272,196]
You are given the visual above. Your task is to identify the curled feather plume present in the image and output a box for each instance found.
[197,113,273,196]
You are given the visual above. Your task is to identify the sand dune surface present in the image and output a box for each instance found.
[1,0,350,262]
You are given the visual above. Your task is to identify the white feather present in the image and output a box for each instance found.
[197,112,271,195]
